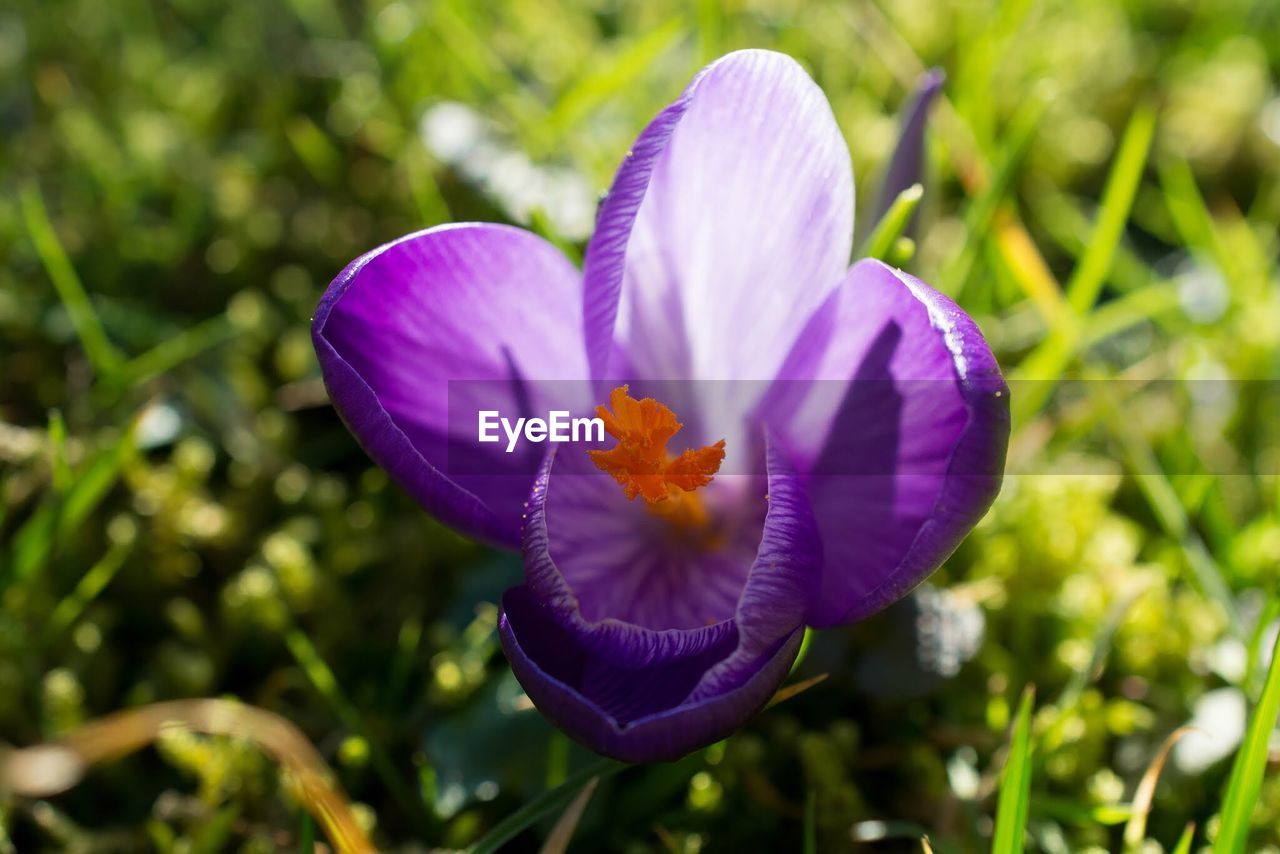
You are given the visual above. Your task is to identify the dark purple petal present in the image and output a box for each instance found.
[313,223,589,547]
[500,589,802,762]
[766,260,1008,627]
[582,51,854,415]
[500,438,819,761]
[581,91,692,381]
[871,68,945,230]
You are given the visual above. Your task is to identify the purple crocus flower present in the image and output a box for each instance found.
[313,50,1009,762]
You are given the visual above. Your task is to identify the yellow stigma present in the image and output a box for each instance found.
[587,386,725,530]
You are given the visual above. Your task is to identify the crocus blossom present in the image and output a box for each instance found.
[313,50,1009,762]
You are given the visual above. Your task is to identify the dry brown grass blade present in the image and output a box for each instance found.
[538,775,599,854]
[1122,725,1198,851]
[765,674,829,709]
[0,698,376,854]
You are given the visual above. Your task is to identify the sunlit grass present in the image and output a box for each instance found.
[2,0,1278,849]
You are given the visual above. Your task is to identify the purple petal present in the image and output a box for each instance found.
[686,438,820,701]
[767,259,1009,627]
[500,438,819,761]
[582,50,854,410]
[500,589,802,762]
[313,223,589,547]
[871,68,944,230]
[532,443,763,633]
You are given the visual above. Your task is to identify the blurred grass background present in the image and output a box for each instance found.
[2,0,1279,850]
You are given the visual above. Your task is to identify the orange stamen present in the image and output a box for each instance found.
[588,386,725,527]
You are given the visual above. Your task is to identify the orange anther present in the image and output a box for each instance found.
[588,386,726,511]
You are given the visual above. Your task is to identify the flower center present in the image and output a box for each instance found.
[588,385,725,531]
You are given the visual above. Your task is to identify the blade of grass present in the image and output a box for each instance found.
[20,184,122,378]
[1162,158,1274,303]
[946,93,1048,296]
[1013,104,1157,426]
[398,145,452,226]
[298,812,314,854]
[765,673,829,709]
[546,17,684,139]
[1245,597,1280,697]
[1079,283,1183,349]
[789,626,815,676]
[992,212,1070,329]
[1172,823,1196,854]
[1028,184,1156,295]
[283,623,430,834]
[102,314,236,400]
[1123,726,1195,852]
[466,757,625,854]
[538,775,599,854]
[992,686,1035,854]
[42,539,133,646]
[1065,103,1157,314]
[1031,796,1133,826]
[0,699,374,853]
[286,116,343,185]
[546,731,570,790]
[859,184,923,262]
[431,1,542,135]
[383,616,422,709]
[1159,159,1228,275]
[46,410,72,493]
[4,423,136,592]
[1087,370,1243,634]
[1056,576,1152,715]
[1213,626,1280,854]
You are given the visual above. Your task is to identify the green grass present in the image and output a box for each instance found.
[2,0,1278,849]
[465,758,625,854]
[19,185,122,379]
[1214,626,1280,854]
[992,687,1035,854]
[860,183,924,262]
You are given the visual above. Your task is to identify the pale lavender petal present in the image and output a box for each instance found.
[313,223,589,547]
[535,444,763,632]
[582,51,854,424]
[765,259,1009,627]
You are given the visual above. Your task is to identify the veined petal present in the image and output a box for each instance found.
[583,51,854,427]
[500,590,802,763]
[685,438,820,701]
[522,444,746,658]
[313,223,589,547]
[765,259,1009,627]
[501,437,818,761]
